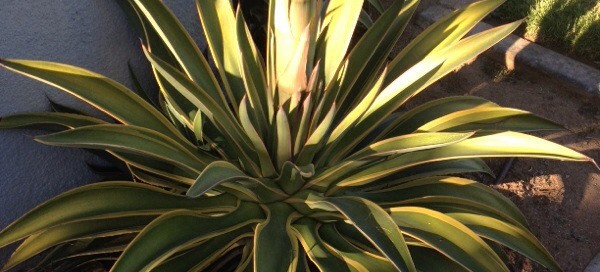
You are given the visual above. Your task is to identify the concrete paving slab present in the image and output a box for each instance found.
[585,252,600,272]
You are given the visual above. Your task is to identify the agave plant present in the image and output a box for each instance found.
[0,0,596,271]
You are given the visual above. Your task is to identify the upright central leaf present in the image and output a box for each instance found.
[268,0,316,103]
[317,0,364,84]
[197,0,245,107]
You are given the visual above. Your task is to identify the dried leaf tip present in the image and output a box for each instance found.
[591,158,600,171]
[138,38,147,49]
[236,2,242,14]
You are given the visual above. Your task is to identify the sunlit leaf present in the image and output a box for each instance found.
[390,206,509,271]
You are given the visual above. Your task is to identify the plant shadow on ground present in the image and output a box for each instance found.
[410,54,600,271]
[493,0,600,68]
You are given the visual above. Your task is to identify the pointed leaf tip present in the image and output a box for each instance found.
[591,159,600,171]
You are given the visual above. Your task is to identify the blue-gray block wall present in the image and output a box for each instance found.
[0,0,204,262]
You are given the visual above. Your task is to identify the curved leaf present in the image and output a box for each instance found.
[124,0,198,133]
[347,132,474,161]
[447,212,561,271]
[0,59,189,147]
[151,227,253,272]
[297,103,336,166]
[294,92,315,157]
[332,21,523,163]
[379,96,498,138]
[417,107,563,132]
[115,152,196,185]
[390,206,509,272]
[356,159,494,191]
[129,166,189,191]
[35,124,213,173]
[0,112,105,129]
[236,8,272,127]
[132,0,228,108]
[58,244,128,263]
[0,182,237,248]
[235,243,254,272]
[3,216,153,270]
[336,131,593,187]
[353,176,528,227]
[187,161,254,198]
[327,55,445,163]
[308,132,477,190]
[186,161,287,198]
[239,46,270,136]
[291,219,352,272]
[111,202,263,272]
[321,65,385,164]
[313,196,416,272]
[388,196,528,230]
[274,161,315,195]
[319,224,397,272]
[254,203,298,272]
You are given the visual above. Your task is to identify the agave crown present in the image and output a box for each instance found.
[0,0,596,271]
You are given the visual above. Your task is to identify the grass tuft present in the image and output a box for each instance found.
[494,0,600,66]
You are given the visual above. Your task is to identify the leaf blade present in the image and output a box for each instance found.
[112,203,263,272]
[35,124,212,173]
[317,196,416,272]
[196,0,245,106]
[447,212,561,271]
[318,0,365,84]
[319,224,397,272]
[0,182,238,248]
[186,161,249,198]
[336,131,593,187]
[0,59,188,147]
[390,206,509,272]
[292,219,353,272]
[132,0,228,108]
[0,112,106,129]
[3,216,153,271]
[254,203,298,272]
